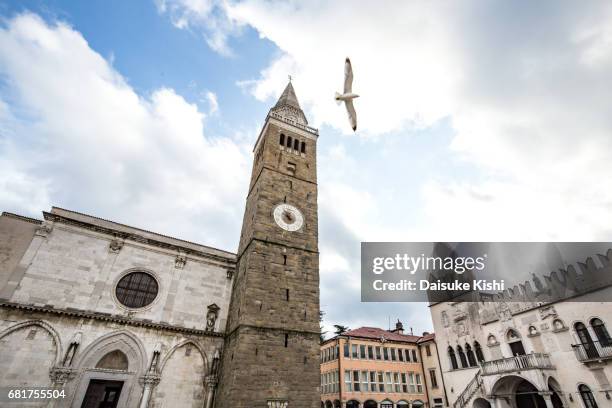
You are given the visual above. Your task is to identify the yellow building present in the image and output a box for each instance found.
[321,322,448,408]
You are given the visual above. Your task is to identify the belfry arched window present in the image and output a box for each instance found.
[474,341,485,363]
[301,141,306,154]
[280,133,285,146]
[294,138,299,151]
[457,345,468,368]
[447,346,458,370]
[286,136,292,148]
[579,384,599,408]
[465,343,477,367]
[591,318,612,346]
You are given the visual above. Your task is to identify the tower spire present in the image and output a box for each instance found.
[271,81,308,125]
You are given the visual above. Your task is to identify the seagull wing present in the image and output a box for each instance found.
[344,58,353,93]
[345,99,357,131]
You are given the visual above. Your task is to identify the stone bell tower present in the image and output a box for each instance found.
[215,82,321,408]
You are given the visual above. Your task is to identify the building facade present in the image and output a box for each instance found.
[320,323,448,408]
[430,250,612,408]
[0,82,321,408]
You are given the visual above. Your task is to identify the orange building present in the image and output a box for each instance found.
[320,322,448,408]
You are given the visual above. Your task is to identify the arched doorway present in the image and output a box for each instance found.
[380,400,393,408]
[515,379,547,408]
[364,400,377,408]
[578,384,599,408]
[548,376,565,408]
[346,400,360,408]
[411,400,424,408]
[575,322,599,358]
[334,400,341,408]
[507,329,526,356]
[472,398,491,408]
[325,400,333,408]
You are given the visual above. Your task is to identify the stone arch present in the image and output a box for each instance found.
[325,400,333,408]
[547,376,565,408]
[158,339,209,374]
[380,399,394,408]
[346,400,360,408]
[0,319,61,387]
[152,340,208,408]
[75,330,148,373]
[364,400,378,408]
[472,398,491,408]
[0,319,63,364]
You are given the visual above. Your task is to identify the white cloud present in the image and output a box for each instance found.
[0,13,251,250]
[205,90,219,115]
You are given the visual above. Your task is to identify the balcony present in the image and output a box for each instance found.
[572,340,612,362]
[481,353,554,376]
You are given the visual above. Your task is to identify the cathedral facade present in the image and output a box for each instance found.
[0,82,320,408]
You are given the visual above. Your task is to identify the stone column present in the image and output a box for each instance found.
[205,375,218,408]
[539,392,555,408]
[139,374,160,408]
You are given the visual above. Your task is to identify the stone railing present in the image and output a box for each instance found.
[481,353,554,376]
[453,369,482,408]
[268,111,319,135]
[571,340,612,362]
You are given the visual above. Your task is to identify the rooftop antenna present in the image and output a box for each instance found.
[288,74,292,82]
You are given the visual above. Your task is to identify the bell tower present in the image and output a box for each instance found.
[215,82,321,408]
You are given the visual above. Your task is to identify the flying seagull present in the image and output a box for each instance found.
[335,57,359,131]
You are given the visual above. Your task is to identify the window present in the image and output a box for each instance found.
[408,372,416,393]
[448,346,458,370]
[344,343,349,358]
[412,349,418,362]
[294,138,299,151]
[376,347,382,360]
[579,384,599,408]
[405,349,411,362]
[367,346,374,359]
[457,346,468,368]
[377,371,385,392]
[415,373,423,393]
[425,345,431,356]
[279,133,285,145]
[398,348,404,361]
[361,370,368,392]
[401,373,408,392]
[344,370,352,391]
[474,341,485,363]
[391,348,397,361]
[360,345,367,359]
[369,371,377,392]
[592,318,612,346]
[352,344,358,358]
[115,271,158,308]
[385,372,393,392]
[286,135,292,148]
[287,161,297,175]
[466,343,477,367]
[284,333,288,347]
[429,369,438,388]
[300,141,306,154]
[353,370,360,391]
[383,347,389,360]
[393,372,401,392]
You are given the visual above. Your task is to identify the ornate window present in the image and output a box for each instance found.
[457,345,468,368]
[591,318,612,346]
[579,384,599,408]
[279,133,285,145]
[474,341,485,363]
[448,346,458,370]
[465,343,477,367]
[115,271,158,308]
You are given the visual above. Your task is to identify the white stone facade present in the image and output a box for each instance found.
[431,285,612,408]
[0,208,235,407]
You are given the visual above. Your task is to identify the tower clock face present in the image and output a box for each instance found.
[273,204,304,232]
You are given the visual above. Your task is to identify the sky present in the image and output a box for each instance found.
[1,0,612,337]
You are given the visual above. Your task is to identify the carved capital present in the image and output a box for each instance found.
[205,375,218,388]
[35,221,54,238]
[140,374,161,386]
[175,253,187,269]
[49,366,77,385]
[109,237,124,253]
